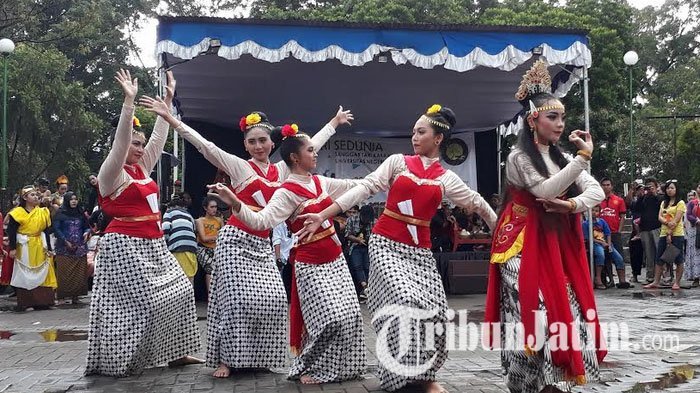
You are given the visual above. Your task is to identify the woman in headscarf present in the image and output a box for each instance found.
[52,192,91,304]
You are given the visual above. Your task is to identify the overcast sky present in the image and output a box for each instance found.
[129,0,668,68]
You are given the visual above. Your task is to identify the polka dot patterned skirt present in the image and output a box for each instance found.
[85,233,200,376]
[367,234,448,391]
[289,254,367,383]
[206,226,287,369]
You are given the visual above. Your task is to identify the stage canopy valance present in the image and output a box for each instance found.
[156,17,591,137]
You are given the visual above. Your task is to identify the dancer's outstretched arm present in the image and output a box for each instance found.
[206,183,294,231]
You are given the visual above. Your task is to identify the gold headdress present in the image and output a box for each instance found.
[56,175,69,185]
[20,185,36,197]
[516,60,564,118]
[421,104,450,130]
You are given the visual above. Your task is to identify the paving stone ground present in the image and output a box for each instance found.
[2,282,700,393]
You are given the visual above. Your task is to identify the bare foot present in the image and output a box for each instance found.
[643,283,659,289]
[300,375,321,384]
[168,355,204,367]
[212,363,230,378]
[423,381,448,393]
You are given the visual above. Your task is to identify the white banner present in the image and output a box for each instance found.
[314,133,477,202]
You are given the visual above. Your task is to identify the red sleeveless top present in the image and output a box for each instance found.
[281,175,342,350]
[372,155,445,248]
[226,161,281,238]
[99,165,162,239]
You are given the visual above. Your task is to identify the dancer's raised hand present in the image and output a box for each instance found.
[330,105,354,128]
[568,129,593,156]
[115,69,138,104]
[163,70,176,107]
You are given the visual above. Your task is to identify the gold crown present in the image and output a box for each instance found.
[515,60,552,101]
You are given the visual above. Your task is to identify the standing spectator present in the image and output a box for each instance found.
[85,174,99,214]
[430,200,455,252]
[345,204,376,302]
[271,222,295,301]
[599,177,627,265]
[51,175,70,212]
[684,187,700,287]
[195,196,223,296]
[629,178,663,283]
[583,205,629,289]
[644,180,685,290]
[53,192,90,304]
[163,193,199,283]
[627,181,645,282]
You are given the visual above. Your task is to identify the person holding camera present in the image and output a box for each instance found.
[629,178,663,283]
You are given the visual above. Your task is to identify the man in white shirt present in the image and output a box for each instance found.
[272,222,295,301]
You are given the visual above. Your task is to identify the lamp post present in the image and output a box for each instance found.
[623,50,638,181]
[0,38,15,191]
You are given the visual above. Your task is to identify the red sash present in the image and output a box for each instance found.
[484,188,607,383]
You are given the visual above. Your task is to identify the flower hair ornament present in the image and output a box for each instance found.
[239,112,274,132]
[421,104,450,129]
[133,116,141,129]
[281,123,300,139]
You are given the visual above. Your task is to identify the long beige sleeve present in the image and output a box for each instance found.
[276,123,336,180]
[234,189,299,231]
[175,122,255,186]
[506,149,589,199]
[320,176,365,201]
[442,171,498,230]
[139,116,169,174]
[571,170,604,213]
[334,154,403,211]
[98,104,135,197]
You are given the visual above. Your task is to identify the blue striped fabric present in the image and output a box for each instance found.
[162,207,198,253]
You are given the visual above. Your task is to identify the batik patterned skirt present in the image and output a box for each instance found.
[85,233,200,376]
[196,245,215,275]
[498,255,600,393]
[289,254,366,382]
[367,234,448,391]
[206,225,287,369]
[54,254,88,299]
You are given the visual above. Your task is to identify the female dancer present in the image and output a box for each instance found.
[53,192,90,304]
[482,60,606,393]
[86,69,201,377]
[296,104,497,392]
[140,96,352,378]
[207,124,366,385]
[7,185,57,311]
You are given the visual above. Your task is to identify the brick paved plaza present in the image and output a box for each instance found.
[2,286,700,393]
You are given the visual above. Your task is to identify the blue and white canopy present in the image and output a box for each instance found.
[156,17,591,136]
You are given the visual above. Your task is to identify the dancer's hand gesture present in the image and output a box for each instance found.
[207,183,242,212]
[330,106,354,129]
[115,69,138,104]
[568,130,593,156]
[163,70,176,107]
[139,95,171,119]
[294,213,324,242]
[536,198,574,214]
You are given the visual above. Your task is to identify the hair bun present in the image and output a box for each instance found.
[439,107,457,128]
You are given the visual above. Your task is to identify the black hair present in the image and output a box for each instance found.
[600,177,612,184]
[644,177,658,187]
[359,204,375,225]
[515,92,579,197]
[202,195,219,208]
[279,133,310,168]
[661,181,681,209]
[170,192,188,208]
[424,106,456,149]
[36,178,50,187]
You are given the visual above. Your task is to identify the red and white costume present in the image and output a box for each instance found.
[86,105,200,377]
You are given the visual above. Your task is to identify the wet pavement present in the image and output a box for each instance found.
[2,280,700,392]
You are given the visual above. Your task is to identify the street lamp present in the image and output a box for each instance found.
[0,38,15,191]
[624,50,638,181]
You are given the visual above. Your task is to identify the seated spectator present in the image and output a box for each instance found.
[583,205,630,289]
